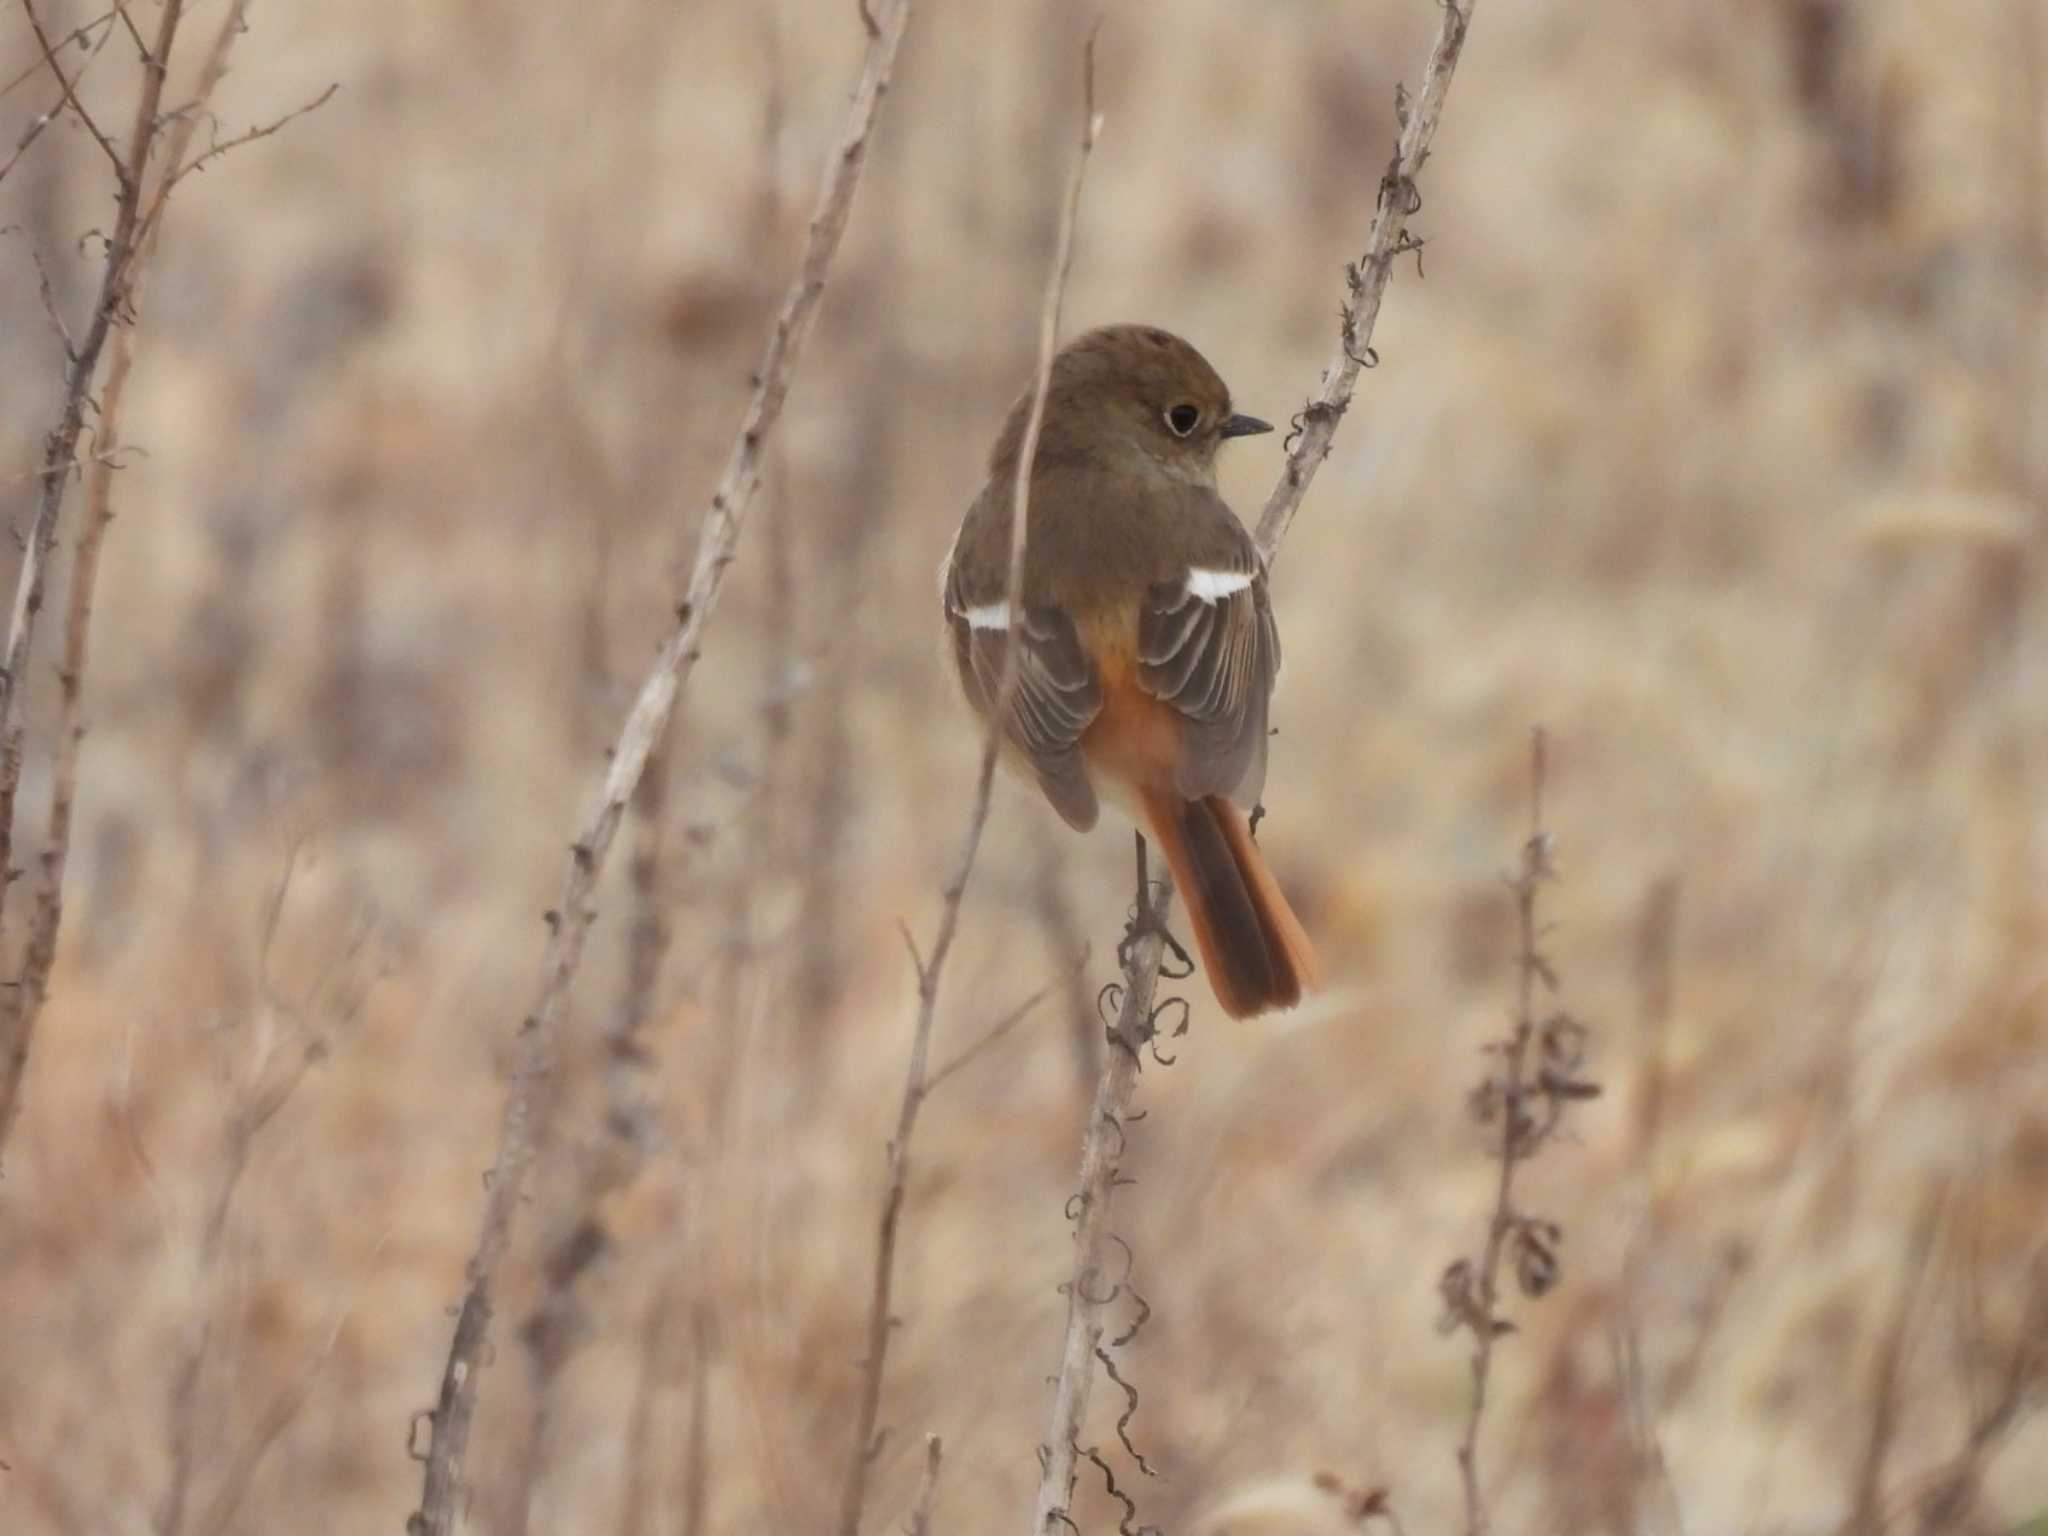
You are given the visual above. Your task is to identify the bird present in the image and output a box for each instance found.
[941,323,1319,1018]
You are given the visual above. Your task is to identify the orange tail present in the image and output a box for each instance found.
[1139,790,1321,1019]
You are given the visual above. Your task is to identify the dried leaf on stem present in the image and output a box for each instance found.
[1442,728,1602,1536]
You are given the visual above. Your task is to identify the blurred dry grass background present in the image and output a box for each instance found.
[2,0,2046,1532]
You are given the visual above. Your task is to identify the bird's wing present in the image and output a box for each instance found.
[944,557,1104,831]
[1134,511,1279,807]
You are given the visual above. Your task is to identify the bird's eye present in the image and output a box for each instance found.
[1165,403,1201,437]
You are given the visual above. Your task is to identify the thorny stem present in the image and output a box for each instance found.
[9,0,291,1180]
[0,0,189,1165]
[408,5,914,1531]
[1030,839,1170,1535]
[0,0,331,1167]
[1026,1,1484,1527]
[1252,0,1477,565]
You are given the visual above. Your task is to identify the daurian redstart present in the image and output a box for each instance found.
[942,324,1318,1018]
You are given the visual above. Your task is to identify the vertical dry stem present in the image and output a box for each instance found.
[1028,3,1481,1527]
[158,968,325,1536]
[1838,1185,1948,1535]
[0,0,185,930]
[1028,841,1169,1534]
[835,34,1099,1536]
[1453,730,1552,1533]
[406,5,913,1530]
[506,34,789,1513]
[11,0,259,1145]
[1,0,327,1165]
[0,0,185,1160]
[906,1434,944,1536]
[1440,729,1599,1534]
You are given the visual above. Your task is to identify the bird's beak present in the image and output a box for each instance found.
[1219,412,1274,439]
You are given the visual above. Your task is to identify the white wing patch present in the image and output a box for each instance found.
[962,600,1011,631]
[1185,567,1254,603]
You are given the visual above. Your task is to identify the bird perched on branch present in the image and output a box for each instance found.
[942,324,1319,1018]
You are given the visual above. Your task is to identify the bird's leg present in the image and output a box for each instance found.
[1118,832,1193,980]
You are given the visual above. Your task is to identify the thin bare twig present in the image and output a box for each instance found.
[0,6,115,99]
[157,1012,327,1536]
[1912,1244,2048,1532]
[503,19,740,1506]
[407,5,914,1531]
[108,0,145,58]
[1031,843,1101,1090]
[1028,5,1483,1529]
[835,962,1073,1536]
[10,0,274,1186]
[923,960,1080,1098]
[0,9,119,189]
[0,107,56,197]
[0,0,190,1165]
[835,36,1099,1536]
[677,1303,713,1536]
[187,1233,383,1536]
[18,0,126,180]
[1029,836,1172,1535]
[154,80,340,206]
[1253,0,1476,567]
[27,239,77,359]
[906,1434,943,1536]
[1839,1185,1949,1535]
[1629,874,1681,1194]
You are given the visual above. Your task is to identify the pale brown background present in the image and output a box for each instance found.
[1,1,2044,1532]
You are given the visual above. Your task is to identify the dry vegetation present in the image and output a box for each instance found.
[2,1,2045,1533]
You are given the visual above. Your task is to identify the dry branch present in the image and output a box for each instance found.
[405,4,913,1531]
[1431,730,1602,1535]
[0,0,192,1159]
[1028,839,1173,1534]
[158,889,329,1536]
[835,38,1099,1534]
[156,81,339,195]
[17,0,124,178]
[8,0,276,1166]
[1446,729,1569,1535]
[1027,3,1481,1529]
[0,6,116,100]
[0,8,119,189]
[1251,0,1473,564]
[906,1434,944,1536]
[0,0,329,1165]
[0,0,186,915]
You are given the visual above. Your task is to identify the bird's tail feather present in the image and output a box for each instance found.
[1140,789,1320,1020]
